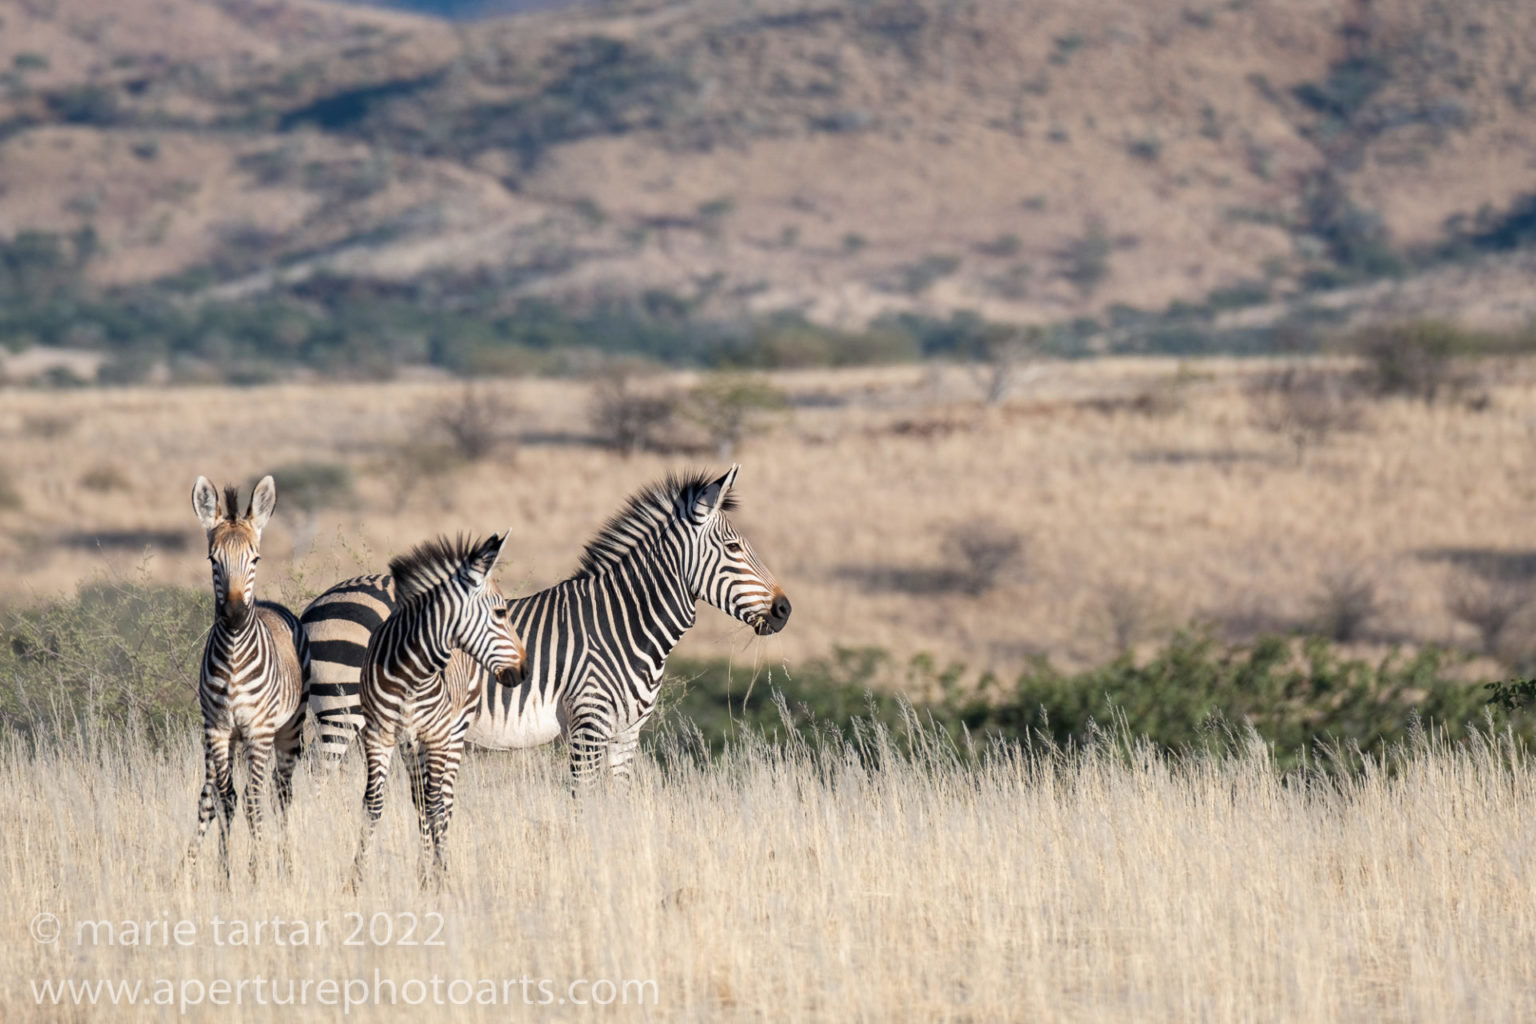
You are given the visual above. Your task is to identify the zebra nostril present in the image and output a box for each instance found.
[771,596,792,624]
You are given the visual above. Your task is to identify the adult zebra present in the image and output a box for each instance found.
[300,466,791,786]
[186,475,309,880]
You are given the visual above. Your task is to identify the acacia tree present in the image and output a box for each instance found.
[684,373,787,459]
[968,326,1045,406]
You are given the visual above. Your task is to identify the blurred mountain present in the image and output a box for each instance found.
[2,0,1535,354]
[338,0,586,18]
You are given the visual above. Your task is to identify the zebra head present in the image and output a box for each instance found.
[192,475,276,631]
[680,466,791,636]
[418,532,527,687]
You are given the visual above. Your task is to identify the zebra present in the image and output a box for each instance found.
[351,532,527,884]
[299,573,392,764]
[185,475,310,880]
[301,465,790,789]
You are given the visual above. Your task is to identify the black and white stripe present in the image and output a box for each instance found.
[299,574,392,764]
[185,475,310,880]
[302,466,790,790]
[351,533,526,885]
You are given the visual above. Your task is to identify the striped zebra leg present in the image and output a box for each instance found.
[439,711,476,829]
[242,730,278,881]
[271,710,303,874]
[566,702,613,791]
[425,736,469,881]
[403,740,435,877]
[351,723,396,888]
[607,714,649,786]
[187,730,238,879]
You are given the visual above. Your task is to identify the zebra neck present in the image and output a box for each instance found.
[387,594,459,684]
[594,545,697,672]
[207,608,267,664]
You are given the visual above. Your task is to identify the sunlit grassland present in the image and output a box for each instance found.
[3,716,1535,1022]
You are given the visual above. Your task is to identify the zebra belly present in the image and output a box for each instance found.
[465,683,565,749]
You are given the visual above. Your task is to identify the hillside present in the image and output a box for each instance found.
[2,0,1536,378]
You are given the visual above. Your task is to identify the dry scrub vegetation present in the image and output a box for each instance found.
[3,721,1535,1021]
[3,356,1536,675]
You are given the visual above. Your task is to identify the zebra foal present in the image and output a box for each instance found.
[185,475,309,881]
[352,532,526,886]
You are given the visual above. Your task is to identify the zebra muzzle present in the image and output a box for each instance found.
[219,599,253,630]
[753,593,792,635]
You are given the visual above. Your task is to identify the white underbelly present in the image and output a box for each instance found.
[466,690,565,749]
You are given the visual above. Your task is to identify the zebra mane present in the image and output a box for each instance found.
[222,485,241,522]
[388,534,485,604]
[573,470,738,578]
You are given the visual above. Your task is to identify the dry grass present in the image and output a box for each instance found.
[2,357,1536,675]
[3,721,1535,1021]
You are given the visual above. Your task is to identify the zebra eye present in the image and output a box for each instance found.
[252,556,260,564]
[725,541,744,555]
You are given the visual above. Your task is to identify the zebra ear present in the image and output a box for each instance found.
[695,464,739,520]
[192,476,221,532]
[246,475,278,536]
[464,532,510,589]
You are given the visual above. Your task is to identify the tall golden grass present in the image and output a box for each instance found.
[3,719,1535,1021]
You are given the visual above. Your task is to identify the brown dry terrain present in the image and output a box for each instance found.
[1,0,1535,331]
[3,357,1534,678]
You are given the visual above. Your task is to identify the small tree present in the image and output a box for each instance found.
[683,373,787,459]
[429,385,511,462]
[967,326,1045,406]
[1310,566,1377,642]
[588,364,678,456]
[944,520,1026,596]
[1447,573,1529,659]
[1247,368,1365,463]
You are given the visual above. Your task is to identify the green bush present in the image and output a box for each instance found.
[44,84,120,125]
[1292,55,1392,128]
[1299,171,1404,280]
[2,585,1520,771]
[661,631,1512,769]
[1347,320,1484,403]
[898,254,961,295]
[1206,280,1271,310]
[0,580,206,741]
[1062,218,1111,295]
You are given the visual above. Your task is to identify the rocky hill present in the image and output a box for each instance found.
[2,0,1535,375]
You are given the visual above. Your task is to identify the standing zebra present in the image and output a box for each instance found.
[301,466,790,788]
[186,475,309,880]
[352,533,527,884]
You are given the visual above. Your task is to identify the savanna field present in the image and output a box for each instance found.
[5,357,1536,1020]
[9,0,1536,1016]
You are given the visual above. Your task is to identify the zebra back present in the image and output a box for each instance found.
[299,574,395,763]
